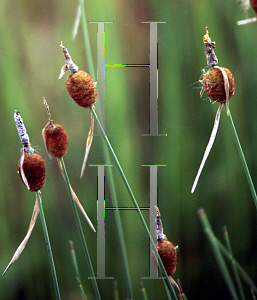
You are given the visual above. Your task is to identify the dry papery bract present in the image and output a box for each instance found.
[3,195,40,275]
[59,42,97,178]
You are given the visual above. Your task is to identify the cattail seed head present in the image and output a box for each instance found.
[66,70,97,108]
[202,67,235,103]
[251,0,257,13]
[45,124,69,157]
[18,153,46,191]
[151,239,177,276]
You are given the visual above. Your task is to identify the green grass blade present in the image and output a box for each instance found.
[164,284,172,300]
[60,157,101,300]
[140,282,149,300]
[78,4,177,297]
[90,106,178,299]
[69,241,88,300]
[77,4,133,298]
[76,277,88,300]
[78,0,95,81]
[182,293,188,300]
[223,226,246,300]
[114,280,119,300]
[77,11,134,297]
[35,191,61,300]
[105,167,133,299]
[177,280,188,300]
[198,208,239,300]
[215,235,257,294]
[227,110,257,209]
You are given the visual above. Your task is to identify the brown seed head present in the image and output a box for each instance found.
[18,153,46,191]
[45,124,69,157]
[251,0,257,14]
[151,239,177,276]
[66,70,97,108]
[202,67,235,103]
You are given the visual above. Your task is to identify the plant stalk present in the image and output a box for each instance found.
[35,191,61,300]
[198,208,239,300]
[227,109,257,209]
[90,106,178,299]
[60,157,101,300]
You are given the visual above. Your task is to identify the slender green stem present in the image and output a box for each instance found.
[198,208,239,300]
[114,281,119,300]
[140,282,149,300]
[200,207,257,296]
[69,241,88,300]
[216,235,257,294]
[60,157,101,300]
[78,3,177,297]
[77,3,133,298]
[177,280,187,300]
[227,109,257,209]
[35,191,61,300]
[181,293,188,300]
[105,167,133,299]
[90,106,178,299]
[223,226,246,300]
[78,0,95,81]
[165,284,172,300]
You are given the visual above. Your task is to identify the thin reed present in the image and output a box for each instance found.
[1,0,257,299]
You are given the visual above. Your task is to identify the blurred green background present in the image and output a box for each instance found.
[1,0,257,299]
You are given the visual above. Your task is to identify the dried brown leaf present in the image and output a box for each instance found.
[57,158,96,232]
[191,103,223,193]
[80,106,95,178]
[3,196,39,275]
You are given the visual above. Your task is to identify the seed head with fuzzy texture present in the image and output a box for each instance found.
[151,239,177,276]
[251,0,257,13]
[66,70,97,108]
[45,124,69,157]
[18,153,46,191]
[202,67,235,103]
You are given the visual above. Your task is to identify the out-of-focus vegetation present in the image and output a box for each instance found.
[0,0,257,299]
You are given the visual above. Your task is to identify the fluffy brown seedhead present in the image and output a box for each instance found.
[45,123,69,157]
[251,0,257,13]
[66,70,97,108]
[202,67,235,103]
[18,153,46,191]
[151,239,177,276]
